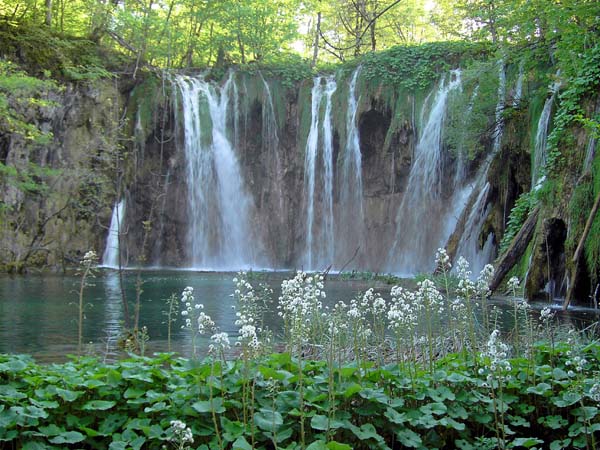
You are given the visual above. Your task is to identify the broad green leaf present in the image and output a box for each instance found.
[343,383,362,398]
[80,426,102,437]
[0,430,19,442]
[306,441,328,450]
[221,417,244,442]
[192,398,225,414]
[429,386,455,402]
[571,406,598,420]
[549,439,572,450]
[38,424,63,436]
[48,431,86,444]
[126,418,151,430]
[0,385,27,400]
[552,368,569,380]
[124,387,145,399]
[254,408,284,432]
[538,415,568,429]
[12,405,48,419]
[384,407,407,424]
[22,441,50,450]
[526,382,552,396]
[439,417,465,431]
[0,358,28,372]
[396,428,422,448]
[82,400,116,410]
[420,402,447,415]
[55,388,81,402]
[359,388,389,404]
[349,423,384,442]
[510,437,544,448]
[232,436,252,450]
[553,391,582,407]
[326,442,352,450]
[99,414,128,434]
[143,401,166,413]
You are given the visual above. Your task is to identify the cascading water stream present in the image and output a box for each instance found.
[454,182,495,273]
[261,74,285,218]
[387,70,462,275]
[452,62,506,276]
[532,76,561,188]
[337,67,365,267]
[513,61,524,106]
[175,73,258,270]
[303,76,337,269]
[101,199,126,269]
[583,102,599,172]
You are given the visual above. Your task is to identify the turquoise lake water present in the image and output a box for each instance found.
[0,270,597,362]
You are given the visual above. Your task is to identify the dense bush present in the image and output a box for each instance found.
[0,342,599,449]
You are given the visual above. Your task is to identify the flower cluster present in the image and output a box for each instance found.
[346,290,374,343]
[587,382,600,403]
[481,329,512,383]
[415,279,444,315]
[435,248,451,273]
[456,257,476,300]
[566,355,588,375]
[278,271,325,347]
[232,272,267,357]
[209,332,231,356]
[476,264,494,298]
[197,311,215,334]
[180,287,197,328]
[82,250,98,265]
[388,287,417,326]
[507,276,520,292]
[540,307,554,322]
[169,420,194,446]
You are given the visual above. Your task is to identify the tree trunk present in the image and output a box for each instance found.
[312,11,321,67]
[45,0,52,26]
[489,207,540,293]
[564,189,600,309]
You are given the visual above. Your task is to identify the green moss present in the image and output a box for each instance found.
[296,80,315,158]
[360,41,491,92]
[0,21,125,81]
[127,75,164,140]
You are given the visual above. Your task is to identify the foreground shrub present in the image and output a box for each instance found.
[0,342,599,449]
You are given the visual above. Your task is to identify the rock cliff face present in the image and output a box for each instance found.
[3,65,598,305]
[0,80,125,271]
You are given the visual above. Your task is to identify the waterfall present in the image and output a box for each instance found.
[303,76,337,269]
[452,62,507,276]
[514,61,524,106]
[387,70,462,275]
[175,73,258,270]
[532,77,561,188]
[261,74,285,218]
[101,199,125,269]
[454,182,495,275]
[337,67,365,267]
[584,135,597,173]
[583,103,599,172]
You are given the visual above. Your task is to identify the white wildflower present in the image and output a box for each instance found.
[435,248,452,273]
[169,420,194,445]
[507,276,520,291]
[482,329,512,383]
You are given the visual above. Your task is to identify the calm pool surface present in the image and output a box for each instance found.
[0,270,597,362]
